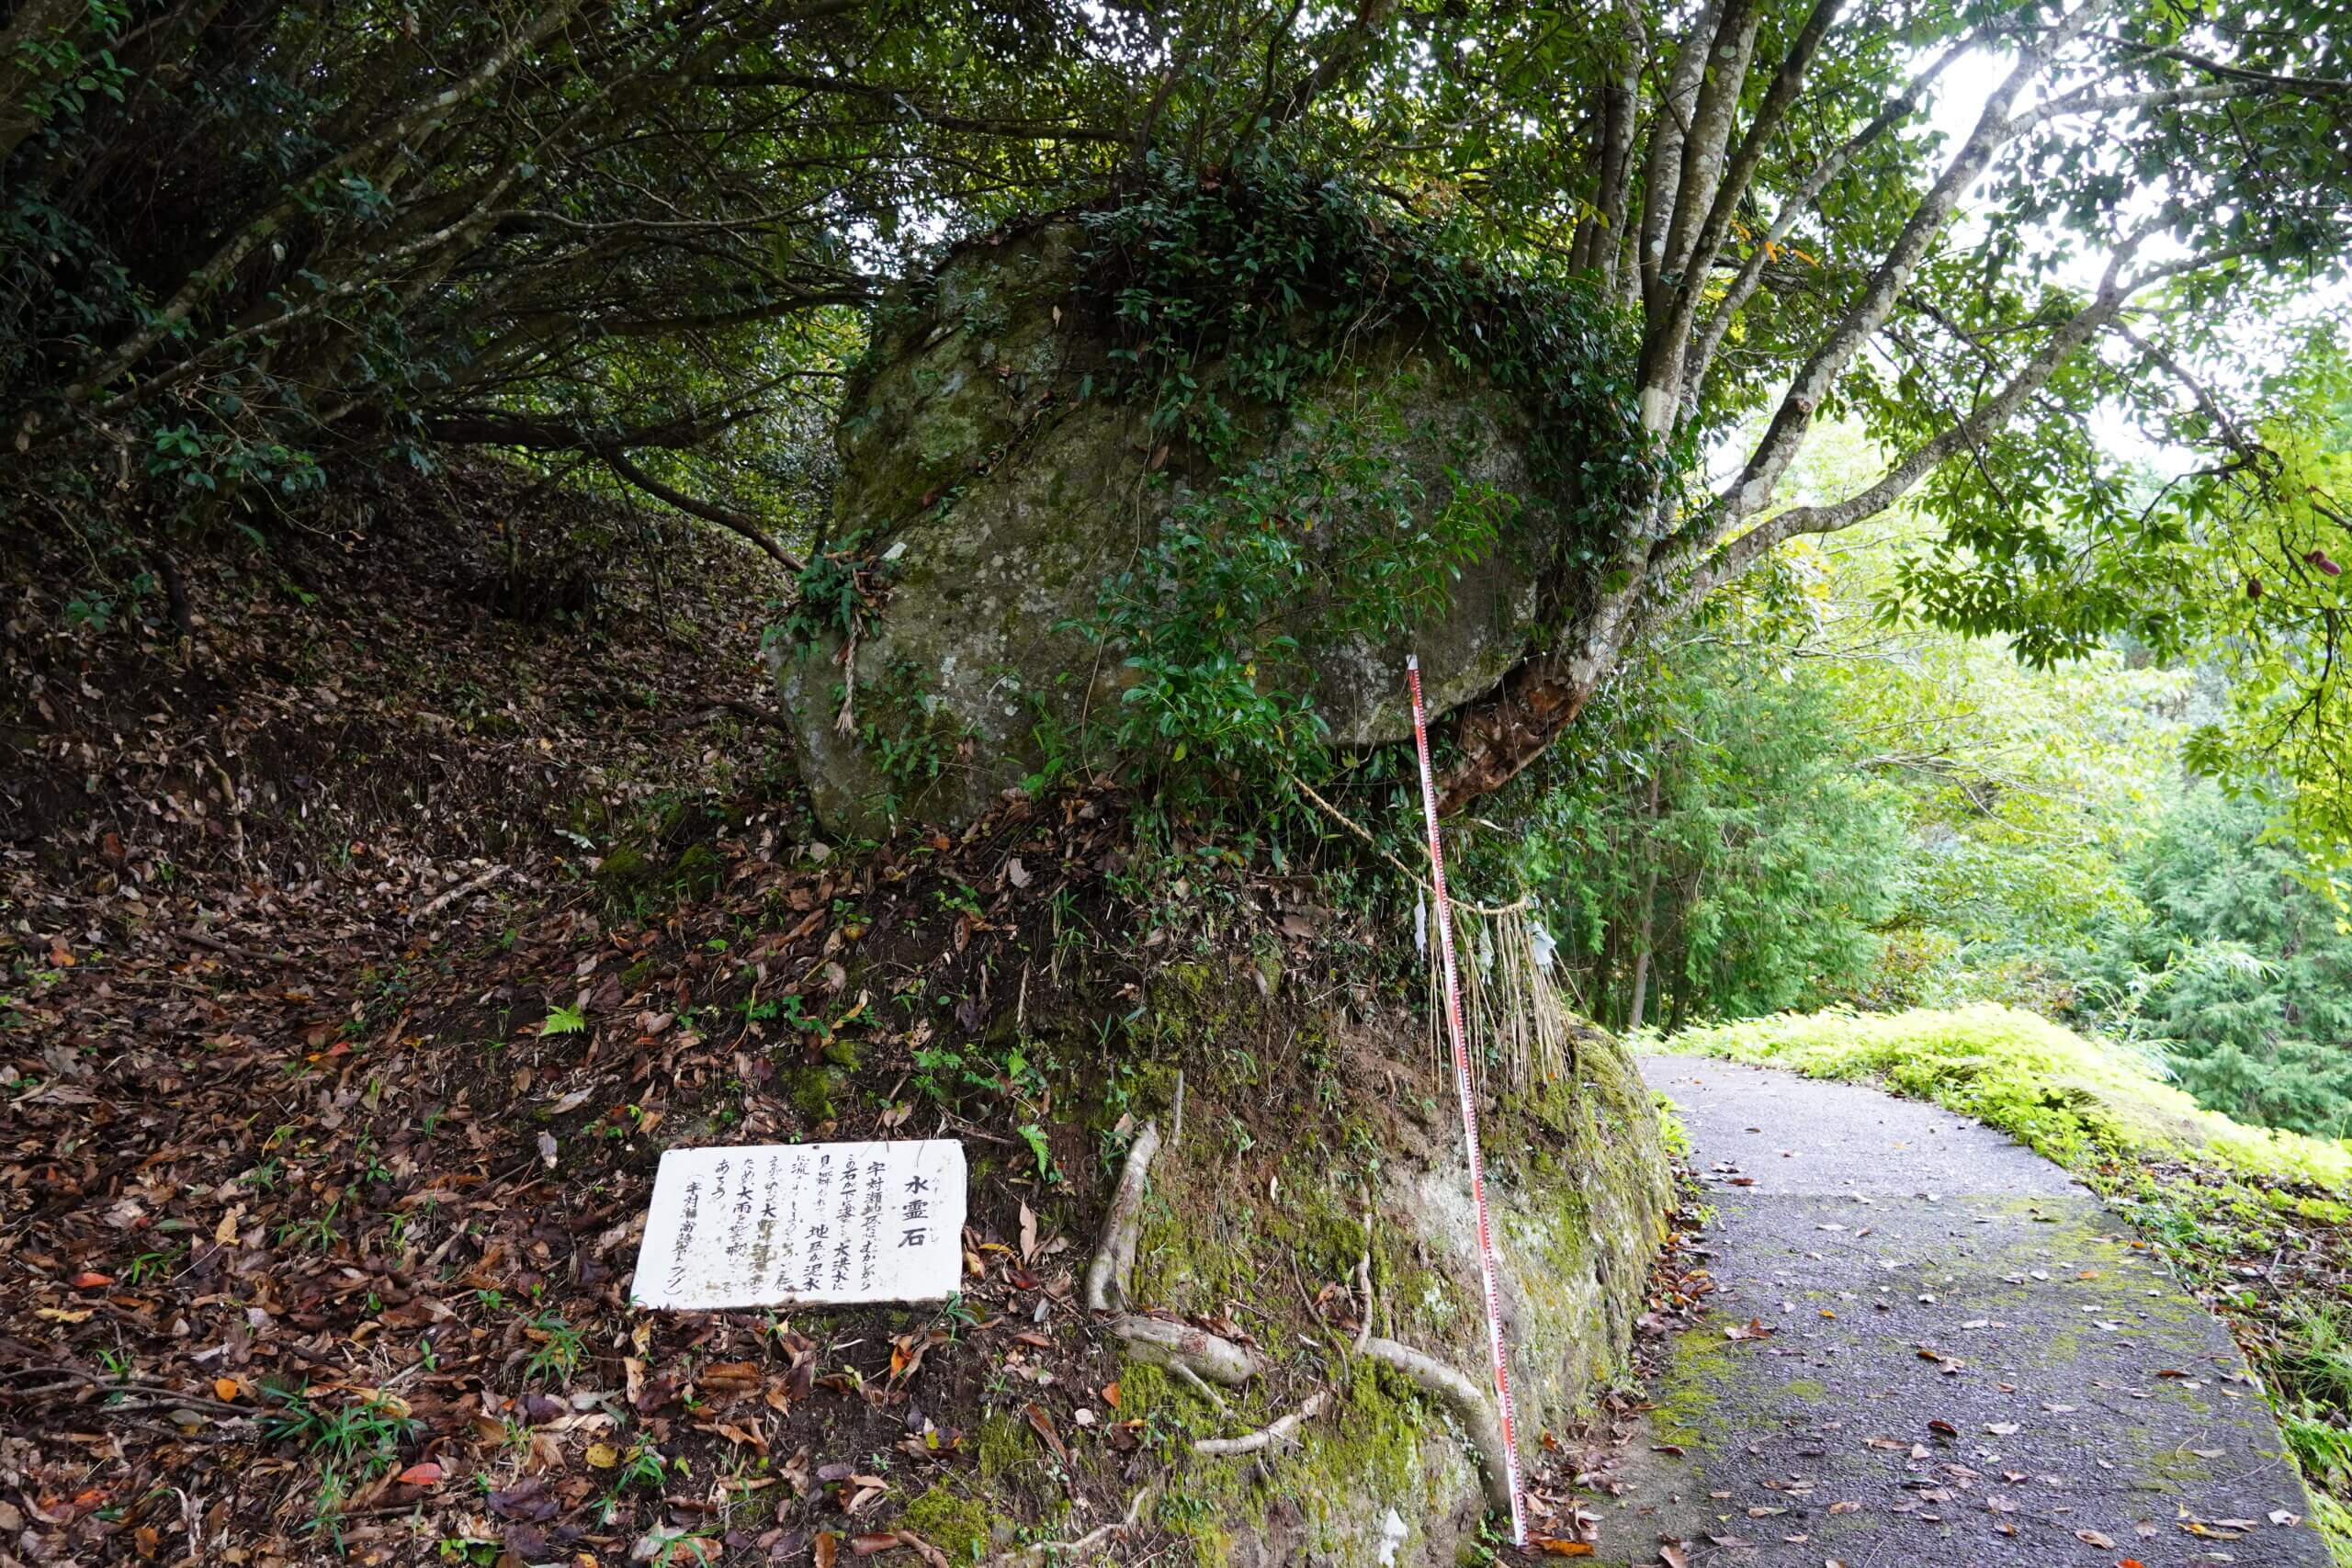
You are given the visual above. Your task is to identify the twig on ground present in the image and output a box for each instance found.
[1193,1390,1329,1457]
[0,1367,247,1415]
[411,865,508,921]
[1361,1337,1513,1511]
[176,929,288,964]
[660,696,794,733]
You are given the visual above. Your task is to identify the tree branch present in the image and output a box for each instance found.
[1710,0,2116,530]
[1687,236,2283,598]
[2013,81,2257,130]
[1643,0,1844,422]
[692,72,1129,143]
[596,446,805,573]
[60,0,586,407]
[1681,38,1969,402]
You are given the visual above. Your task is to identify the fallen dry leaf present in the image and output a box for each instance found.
[1023,1402,1069,1467]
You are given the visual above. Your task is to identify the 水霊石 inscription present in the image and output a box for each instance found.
[629,1140,965,1310]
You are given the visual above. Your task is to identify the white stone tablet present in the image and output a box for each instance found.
[629,1139,967,1310]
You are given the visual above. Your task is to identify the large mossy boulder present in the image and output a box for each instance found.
[776,171,1648,837]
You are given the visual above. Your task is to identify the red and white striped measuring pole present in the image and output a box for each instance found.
[1404,653,1528,1547]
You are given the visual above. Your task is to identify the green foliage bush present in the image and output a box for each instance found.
[1481,631,1907,1029]
[1079,154,1659,540]
[1055,156,1660,801]
[2085,789,2352,1136]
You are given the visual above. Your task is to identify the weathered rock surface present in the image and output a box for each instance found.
[776,222,1566,836]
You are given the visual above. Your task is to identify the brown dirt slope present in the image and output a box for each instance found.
[1,474,1667,1566]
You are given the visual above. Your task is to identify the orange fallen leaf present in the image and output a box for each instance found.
[1527,1540,1592,1558]
[1101,1382,1121,1409]
[69,1272,113,1290]
[395,1462,443,1486]
[815,1531,839,1568]
[212,1378,241,1402]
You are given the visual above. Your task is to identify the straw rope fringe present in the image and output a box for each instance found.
[1426,900,1568,1094]
[1278,770,1565,1092]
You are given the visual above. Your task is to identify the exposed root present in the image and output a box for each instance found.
[1353,1249,1374,1355]
[1111,1314,1264,1386]
[1084,1117,1264,1393]
[1192,1390,1328,1457]
[990,1486,1153,1564]
[1083,1121,1160,1313]
[1169,1360,1228,1416]
[1362,1337,1512,1512]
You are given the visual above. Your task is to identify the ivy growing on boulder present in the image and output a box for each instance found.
[780,154,1670,832]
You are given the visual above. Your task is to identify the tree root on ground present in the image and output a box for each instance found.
[1083,1122,1159,1313]
[1109,1311,1265,1386]
[1192,1391,1328,1457]
[1360,1337,1513,1512]
[1082,1114,1514,1518]
[1085,1121,1265,1388]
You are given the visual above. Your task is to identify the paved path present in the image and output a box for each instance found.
[1599,1055,2327,1568]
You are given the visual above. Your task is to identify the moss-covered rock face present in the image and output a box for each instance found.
[1122,966,1672,1567]
[777,199,1618,836]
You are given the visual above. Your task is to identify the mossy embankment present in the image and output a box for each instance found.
[3,453,1676,1563]
[885,942,1673,1566]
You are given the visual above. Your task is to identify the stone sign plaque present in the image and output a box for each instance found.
[629,1139,967,1310]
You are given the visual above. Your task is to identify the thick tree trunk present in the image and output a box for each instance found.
[1433,655,1597,815]
[1435,574,1648,813]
